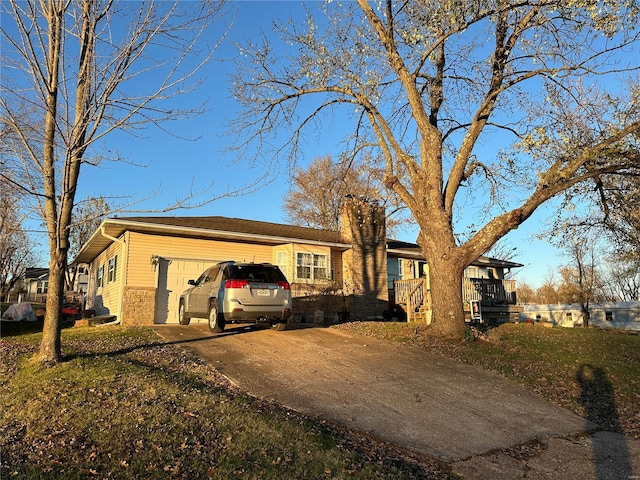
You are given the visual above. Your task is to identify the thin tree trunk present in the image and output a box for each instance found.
[38,249,65,363]
[36,0,64,364]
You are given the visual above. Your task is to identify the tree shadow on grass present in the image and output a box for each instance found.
[576,364,633,480]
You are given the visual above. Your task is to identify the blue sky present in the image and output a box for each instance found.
[33,1,572,287]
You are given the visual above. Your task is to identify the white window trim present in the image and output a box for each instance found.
[97,265,104,288]
[276,251,291,282]
[107,256,118,283]
[295,251,330,282]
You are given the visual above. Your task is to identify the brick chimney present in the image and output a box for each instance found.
[340,196,388,320]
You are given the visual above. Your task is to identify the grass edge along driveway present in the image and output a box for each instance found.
[0,325,453,480]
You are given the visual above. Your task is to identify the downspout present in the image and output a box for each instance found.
[99,225,125,325]
[100,225,125,246]
[96,317,121,327]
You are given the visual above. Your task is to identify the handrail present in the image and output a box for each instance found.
[395,277,518,308]
[408,279,425,313]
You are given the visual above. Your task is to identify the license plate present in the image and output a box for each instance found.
[256,289,270,296]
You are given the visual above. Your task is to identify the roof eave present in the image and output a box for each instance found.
[73,218,352,264]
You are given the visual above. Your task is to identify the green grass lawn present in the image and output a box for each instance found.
[336,322,640,438]
[0,325,452,480]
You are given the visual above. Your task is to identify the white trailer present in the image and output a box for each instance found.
[520,302,640,331]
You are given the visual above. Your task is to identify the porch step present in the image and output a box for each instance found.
[408,306,431,324]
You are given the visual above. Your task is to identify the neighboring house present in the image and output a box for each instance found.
[73,198,523,325]
[17,266,89,304]
[23,267,50,303]
[520,302,640,331]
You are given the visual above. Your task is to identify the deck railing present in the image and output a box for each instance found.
[394,277,518,311]
[462,278,517,305]
[394,278,430,313]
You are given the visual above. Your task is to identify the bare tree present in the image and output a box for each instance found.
[230,1,640,338]
[0,175,37,301]
[65,196,110,291]
[283,154,408,236]
[536,268,561,305]
[0,0,228,363]
[558,241,601,326]
[515,281,535,305]
[600,173,640,261]
[603,256,640,302]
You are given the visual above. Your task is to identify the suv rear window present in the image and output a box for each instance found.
[228,264,287,283]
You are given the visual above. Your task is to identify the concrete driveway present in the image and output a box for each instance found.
[152,322,591,462]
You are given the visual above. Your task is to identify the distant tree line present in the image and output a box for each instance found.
[518,258,639,305]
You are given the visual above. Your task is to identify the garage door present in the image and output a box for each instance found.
[154,258,224,324]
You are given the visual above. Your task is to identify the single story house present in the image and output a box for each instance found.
[23,267,50,302]
[520,302,640,331]
[73,198,523,325]
[14,266,89,304]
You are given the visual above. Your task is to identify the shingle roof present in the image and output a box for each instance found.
[116,216,344,244]
[75,215,523,270]
[24,267,49,279]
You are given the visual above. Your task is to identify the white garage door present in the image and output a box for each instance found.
[154,258,224,324]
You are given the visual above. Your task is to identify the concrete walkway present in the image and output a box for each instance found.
[153,323,640,478]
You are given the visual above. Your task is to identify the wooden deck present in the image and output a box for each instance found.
[394,277,521,323]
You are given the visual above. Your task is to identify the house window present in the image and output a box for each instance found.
[466,266,479,278]
[605,311,614,322]
[107,256,118,283]
[36,280,48,294]
[296,252,329,281]
[276,251,291,281]
[387,258,402,289]
[97,265,104,288]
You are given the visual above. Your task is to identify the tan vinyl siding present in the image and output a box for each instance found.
[125,232,274,287]
[124,232,279,324]
[401,258,413,279]
[88,239,125,318]
[332,251,343,285]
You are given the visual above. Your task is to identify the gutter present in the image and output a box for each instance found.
[100,224,125,245]
[110,218,351,250]
[99,225,126,324]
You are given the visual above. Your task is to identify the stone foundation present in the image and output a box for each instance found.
[121,287,156,326]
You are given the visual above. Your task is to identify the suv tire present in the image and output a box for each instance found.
[208,300,225,333]
[271,321,287,331]
[178,301,191,325]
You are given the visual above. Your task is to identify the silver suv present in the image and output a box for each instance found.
[178,261,292,332]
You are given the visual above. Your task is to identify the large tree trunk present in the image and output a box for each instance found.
[417,220,468,339]
[427,256,467,339]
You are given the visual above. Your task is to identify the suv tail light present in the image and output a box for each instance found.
[277,281,290,290]
[225,279,249,289]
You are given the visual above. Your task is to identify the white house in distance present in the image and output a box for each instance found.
[520,302,640,331]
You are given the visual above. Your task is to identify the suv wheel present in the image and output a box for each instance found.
[178,301,190,325]
[208,301,225,333]
[271,321,287,331]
